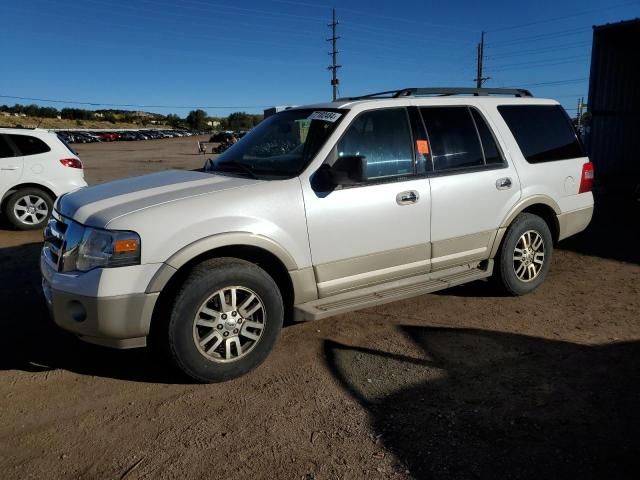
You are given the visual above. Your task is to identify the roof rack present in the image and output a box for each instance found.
[339,87,533,101]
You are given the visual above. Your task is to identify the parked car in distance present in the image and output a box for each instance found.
[41,87,594,383]
[1,127,87,229]
[101,132,121,142]
[209,131,234,143]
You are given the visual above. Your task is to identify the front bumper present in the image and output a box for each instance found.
[41,253,159,349]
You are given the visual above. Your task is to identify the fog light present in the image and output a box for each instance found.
[68,300,87,323]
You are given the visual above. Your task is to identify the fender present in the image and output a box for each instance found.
[489,195,561,258]
[145,231,299,293]
[499,194,561,228]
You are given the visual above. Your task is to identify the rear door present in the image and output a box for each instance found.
[0,134,23,195]
[302,107,431,297]
[7,133,52,176]
[421,106,521,270]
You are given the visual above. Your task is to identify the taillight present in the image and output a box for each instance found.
[60,158,83,169]
[579,161,594,193]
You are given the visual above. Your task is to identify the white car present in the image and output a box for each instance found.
[0,128,87,229]
[41,88,594,382]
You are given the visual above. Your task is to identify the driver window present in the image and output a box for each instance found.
[337,108,414,180]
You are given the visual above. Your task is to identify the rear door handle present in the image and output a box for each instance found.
[1,166,19,171]
[496,177,512,190]
[396,190,419,205]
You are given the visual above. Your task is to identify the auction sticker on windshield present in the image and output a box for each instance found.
[308,111,342,123]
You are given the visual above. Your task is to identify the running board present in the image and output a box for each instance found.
[295,261,493,321]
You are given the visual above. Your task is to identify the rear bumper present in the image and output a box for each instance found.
[557,205,594,241]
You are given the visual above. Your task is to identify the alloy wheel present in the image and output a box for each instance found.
[13,195,49,225]
[192,286,266,363]
[513,230,545,282]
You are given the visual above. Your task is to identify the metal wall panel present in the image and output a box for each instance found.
[587,19,640,191]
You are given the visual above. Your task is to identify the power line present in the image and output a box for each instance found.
[487,27,590,48]
[517,78,588,87]
[0,94,271,110]
[2,5,325,45]
[488,55,589,72]
[265,0,478,32]
[487,41,591,59]
[488,0,640,32]
[340,23,474,46]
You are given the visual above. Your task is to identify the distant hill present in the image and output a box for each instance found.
[0,115,170,130]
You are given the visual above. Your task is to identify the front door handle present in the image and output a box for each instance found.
[496,177,512,190]
[396,190,419,205]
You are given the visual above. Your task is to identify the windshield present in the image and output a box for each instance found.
[205,108,345,179]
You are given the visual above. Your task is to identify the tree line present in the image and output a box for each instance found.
[1,104,263,130]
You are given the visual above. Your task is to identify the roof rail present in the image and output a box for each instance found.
[339,87,533,101]
[0,125,37,130]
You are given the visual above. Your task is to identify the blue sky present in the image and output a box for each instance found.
[1,0,639,117]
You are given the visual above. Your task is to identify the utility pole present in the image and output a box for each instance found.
[474,31,489,88]
[577,97,582,129]
[327,8,341,101]
[577,96,586,130]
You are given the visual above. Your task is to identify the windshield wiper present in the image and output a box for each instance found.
[210,161,258,179]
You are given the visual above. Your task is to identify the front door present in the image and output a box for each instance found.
[302,107,431,297]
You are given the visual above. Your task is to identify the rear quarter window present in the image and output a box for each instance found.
[498,105,584,163]
[56,133,78,156]
[8,134,51,156]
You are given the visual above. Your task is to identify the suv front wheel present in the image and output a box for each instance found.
[495,213,553,296]
[166,258,283,383]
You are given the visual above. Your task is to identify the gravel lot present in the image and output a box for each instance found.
[1,136,639,479]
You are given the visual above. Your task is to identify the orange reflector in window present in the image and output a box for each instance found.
[114,239,139,253]
[416,140,430,155]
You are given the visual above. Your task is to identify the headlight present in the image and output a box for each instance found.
[74,227,141,272]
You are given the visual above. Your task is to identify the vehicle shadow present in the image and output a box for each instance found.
[558,194,640,265]
[324,326,640,479]
[0,242,187,384]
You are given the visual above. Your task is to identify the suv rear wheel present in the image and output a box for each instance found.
[495,213,553,296]
[5,188,53,230]
[166,258,283,383]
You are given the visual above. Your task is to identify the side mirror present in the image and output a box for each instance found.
[330,155,367,185]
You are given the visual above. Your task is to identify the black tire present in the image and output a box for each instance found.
[495,213,553,296]
[166,257,283,383]
[4,188,53,230]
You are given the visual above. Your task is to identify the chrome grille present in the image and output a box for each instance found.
[43,211,83,272]
[43,211,68,270]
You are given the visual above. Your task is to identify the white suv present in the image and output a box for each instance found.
[40,88,594,382]
[1,128,87,229]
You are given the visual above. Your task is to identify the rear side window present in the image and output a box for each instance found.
[337,108,414,180]
[471,109,503,165]
[0,136,15,158]
[498,105,584,163]
[419,107,484,171]
[8,134,51,156]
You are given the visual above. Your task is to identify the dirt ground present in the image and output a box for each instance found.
[1,136,639,479]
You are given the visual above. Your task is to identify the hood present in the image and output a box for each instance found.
[58,170,259,227]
